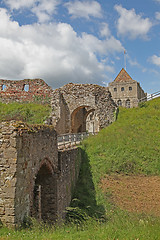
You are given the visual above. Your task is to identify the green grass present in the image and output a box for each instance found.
[69,98,160,218]
[82,97,160,177]
[1,215,160,240]
[1,98,160,239]
[0,102,51,124]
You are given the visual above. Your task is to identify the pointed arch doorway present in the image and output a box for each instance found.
[32,160,57,222]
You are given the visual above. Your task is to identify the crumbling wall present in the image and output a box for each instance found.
[57,148,81,219]
[0,121,58,227]
[0,121,82,227]
[51,83,117,134]
[0,122,17,226]
[0,79,52,104]
[15,123,58,225]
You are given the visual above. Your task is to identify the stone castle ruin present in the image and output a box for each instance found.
[51,83,117,134]
[0,69,145,227]
[0,78,117,227]
[0,79,52,104]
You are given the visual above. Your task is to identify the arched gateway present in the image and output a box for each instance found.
[31,159,56,222]
[51,83,117,134]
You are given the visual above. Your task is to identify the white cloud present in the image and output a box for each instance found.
[0,8,123,88]
[154,0,160,3]
[64,0,102,19]
[80,33,123,56]
[150,55,160,66]
[155,12,160,20]
[114,5,153,39]
[5,0,60,23]
[5,0,35,9]
[100,23,110,37]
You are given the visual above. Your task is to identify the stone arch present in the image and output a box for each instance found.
[71,106,99,133]
[71,106,88,133]
[31,159,56,222]
[126,99,130,108]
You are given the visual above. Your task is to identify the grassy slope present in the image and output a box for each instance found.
[1,98,160,239]
[76,97,160,218]
[83,97,160,177]
[0,102,51,124]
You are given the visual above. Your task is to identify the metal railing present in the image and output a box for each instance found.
[57,132,97,149]
[139,90,160,103]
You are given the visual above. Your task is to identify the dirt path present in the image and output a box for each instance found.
[101,175,160,216]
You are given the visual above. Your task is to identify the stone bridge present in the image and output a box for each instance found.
[0,121,81,227]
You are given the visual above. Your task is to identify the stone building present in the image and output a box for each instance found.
[108,68,146,108]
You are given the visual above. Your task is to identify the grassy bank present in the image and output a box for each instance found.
[0,102,51,124]
[82,97,160,177]
[70,98,160,217]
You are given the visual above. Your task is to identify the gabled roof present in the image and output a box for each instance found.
[113,68,136,83]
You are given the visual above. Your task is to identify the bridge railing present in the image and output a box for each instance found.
[57,132,97,149]
[139,90,160,103]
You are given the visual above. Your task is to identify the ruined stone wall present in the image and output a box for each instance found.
[51,83,117,134]
[0,79,52,104]
[55,93,70,134]
[0,121,58,227]
[15,123,58,225]
[57,148,81,219]
[0,121,82,227]
[0,122,17,226]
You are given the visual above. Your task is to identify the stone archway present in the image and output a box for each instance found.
[32,160,56,222]
[71,106,99,133]
[71,106,88,133]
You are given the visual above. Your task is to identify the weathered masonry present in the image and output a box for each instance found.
[108,68,146,108]
[51,83,117,134]
[0,79,52,104]
[0,121,81,227]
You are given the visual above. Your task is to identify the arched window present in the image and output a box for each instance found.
[121,87,124,91]
[126,99,130,108]
[117,99,122,106]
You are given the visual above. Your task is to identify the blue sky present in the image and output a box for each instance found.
[0,0,160,93]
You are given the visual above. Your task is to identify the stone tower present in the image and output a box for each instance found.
[108,68,146,108]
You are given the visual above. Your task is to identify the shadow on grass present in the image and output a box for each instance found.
[66,149,105,221]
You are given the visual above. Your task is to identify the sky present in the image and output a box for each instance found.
[0,0,160,93]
